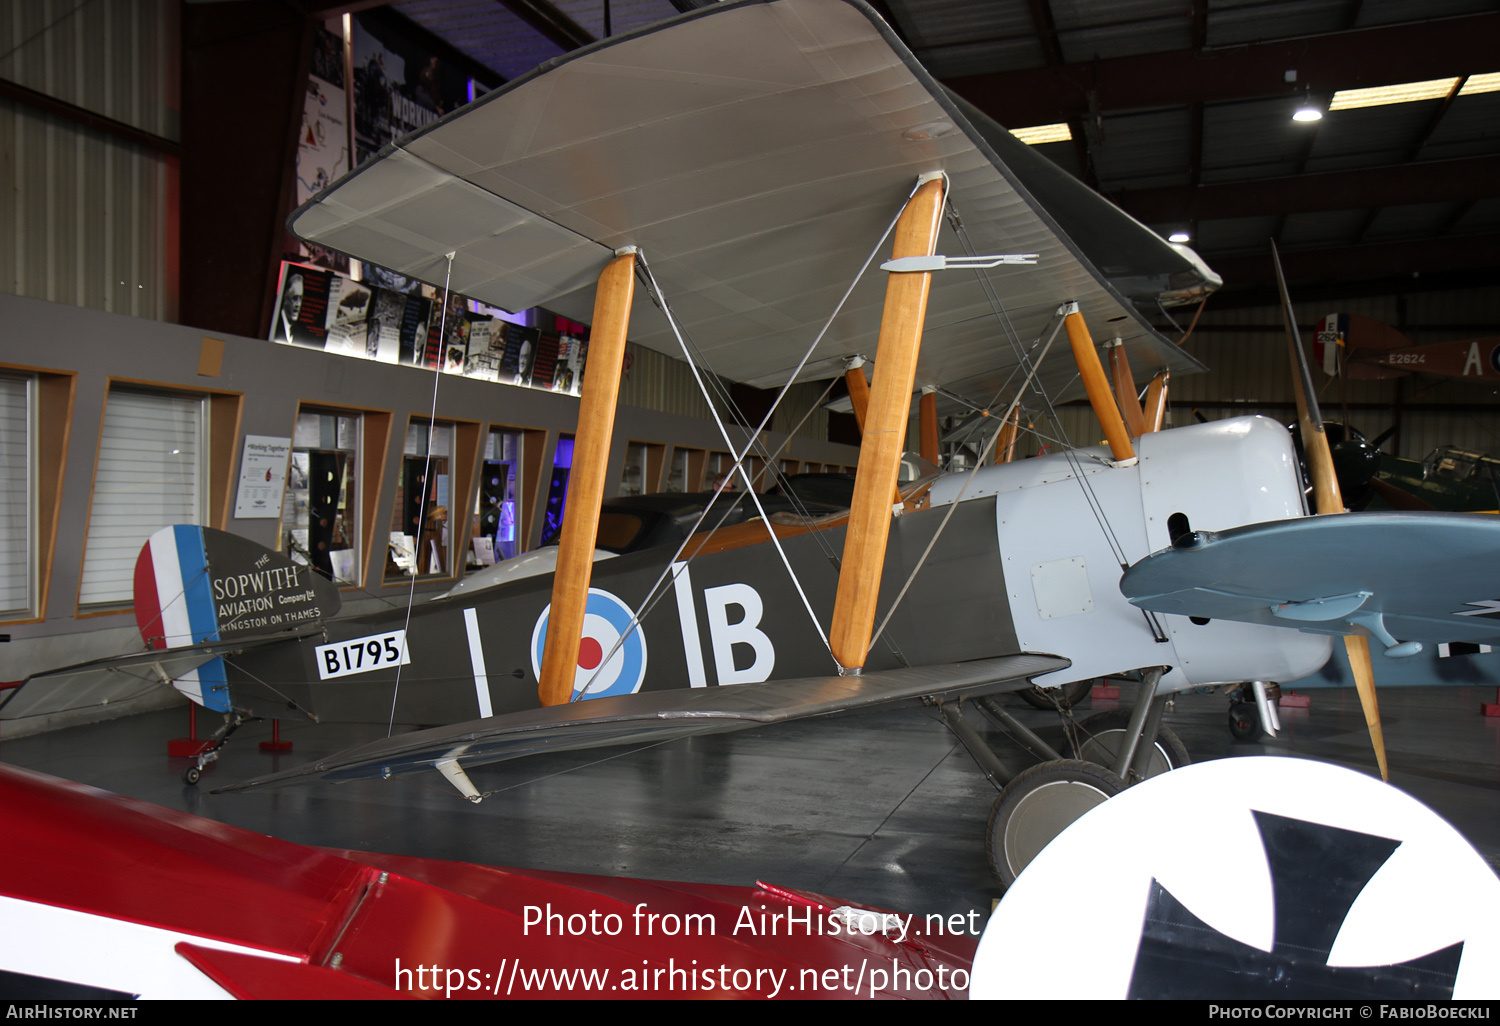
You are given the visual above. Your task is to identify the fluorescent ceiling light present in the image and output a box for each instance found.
[1330,73,1500,111]
[1010,123,1072,145]
[1168,232,1191,243]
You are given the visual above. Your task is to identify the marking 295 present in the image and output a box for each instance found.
[316,631,410,680]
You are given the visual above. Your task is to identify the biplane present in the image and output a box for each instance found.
[1315,312,1500,383]
[20,0,1500,890]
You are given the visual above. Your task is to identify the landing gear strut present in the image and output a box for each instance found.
[1227,681,1281,741]
[944,667,1187,890]
[1016,676,1095,711]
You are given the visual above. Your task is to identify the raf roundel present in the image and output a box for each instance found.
[530,588,648,699]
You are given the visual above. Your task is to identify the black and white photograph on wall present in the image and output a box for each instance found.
[554,326,589,395]
[463,315,499,378]
[501,323,540,387]
[324,281,372,355]
[271,263,334,348]
[396,290,433,366]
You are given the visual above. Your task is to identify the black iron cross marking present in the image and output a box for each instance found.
[1127,811,1463,999]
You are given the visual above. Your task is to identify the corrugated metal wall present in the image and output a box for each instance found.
[618,343,717,421]
[1172,285,1500,462]
[941,285,1500,466]
[619,342,831,443]
[0,0,177,320]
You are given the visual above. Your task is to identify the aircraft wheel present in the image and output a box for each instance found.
[1017,677,1095,711]
[183,765,202,786]
[1067,709,1190,781]
[1228,702,1262,741]
[987,759,1125,890]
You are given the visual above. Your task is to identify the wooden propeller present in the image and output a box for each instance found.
[1273,242,1388,781]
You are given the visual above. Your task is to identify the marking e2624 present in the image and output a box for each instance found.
[316,631,410,680]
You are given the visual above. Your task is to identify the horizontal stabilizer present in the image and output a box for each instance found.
[8,625,326,720]
[1122,512,1500,649]
[213,653,1068,793]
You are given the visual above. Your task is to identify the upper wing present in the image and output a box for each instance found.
[1121,512,1500,651]
[213,653,1067,792]
[288,0,1205,409]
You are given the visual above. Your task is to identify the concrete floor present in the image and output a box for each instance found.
[4,678,1497,933]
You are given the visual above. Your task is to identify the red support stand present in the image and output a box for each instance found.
[1482,689,1500,718]
[1280,691,1311,709]
[1091,682,1120,700]
[259,719,292,751]
[168,703,214,758]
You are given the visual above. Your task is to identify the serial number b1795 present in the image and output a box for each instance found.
[315,631,410,679]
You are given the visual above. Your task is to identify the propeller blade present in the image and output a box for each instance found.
[1272,242,1341,515]
[1343,635,1389,781]
[1273,242,1388,781]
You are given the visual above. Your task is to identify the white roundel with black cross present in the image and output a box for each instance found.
[530,588,648,700]
[971,757,1500,1000]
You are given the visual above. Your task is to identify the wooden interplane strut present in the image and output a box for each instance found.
[919,390,939,465]
[829,177,946,672]
[538,251,637,707]
[995,408,1020,463]
[844,359,870,434]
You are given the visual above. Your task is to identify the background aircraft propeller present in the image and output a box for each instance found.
[1273,242,1389,781]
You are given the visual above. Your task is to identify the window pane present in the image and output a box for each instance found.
[80,390,205,608]
[475,429,522,563]
[388,421,453,580]
[0,377,33,617]
[285,408,361,587]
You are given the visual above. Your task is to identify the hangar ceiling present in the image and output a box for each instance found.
[309,0,1500,307]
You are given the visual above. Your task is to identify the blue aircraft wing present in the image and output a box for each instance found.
[1120,512,1500,656]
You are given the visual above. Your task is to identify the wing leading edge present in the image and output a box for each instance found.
[214,653,1068,792]
[1121,512,1500,653]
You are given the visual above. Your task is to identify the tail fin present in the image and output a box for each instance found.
[133,526,341,711]
[1314,314,1413,380]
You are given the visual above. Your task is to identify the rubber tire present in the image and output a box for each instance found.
[183,765,202,786]
[1068,709,1190,780]
[1228,702,1262,741]
[1017,676,1096,711]
[987,759,1126,890]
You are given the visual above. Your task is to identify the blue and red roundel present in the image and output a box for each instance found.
[530,588,648,700]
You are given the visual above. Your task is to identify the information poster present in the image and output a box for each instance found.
[270,260,588,398]
[234,435,292,519]
[294,19,351,273]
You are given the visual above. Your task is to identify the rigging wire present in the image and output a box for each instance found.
[625,253,836,663]
[944,199,1151,644]
[572,182,939,692]
[388,251,457,735]
[868,312,1067,650]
